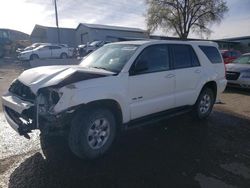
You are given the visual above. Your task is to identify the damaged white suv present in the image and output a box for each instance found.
[2,40,226,159]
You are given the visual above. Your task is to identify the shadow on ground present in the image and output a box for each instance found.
[8,111,250,188]
[224,87,250,96]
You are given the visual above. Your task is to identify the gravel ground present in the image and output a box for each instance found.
[0,58,250,188]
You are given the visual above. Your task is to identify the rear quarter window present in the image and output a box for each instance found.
[199,46,222,64]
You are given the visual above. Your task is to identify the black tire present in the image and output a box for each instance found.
[192,87,215,120]
[30,54,39,60]
[40,133,73,161]
[60,53,68,59]
[68,108,116,159]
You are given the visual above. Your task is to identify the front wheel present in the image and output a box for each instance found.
[30,54,39,60]
[68,108,116,159]
[60,53,68,59]
[192,87,215,120]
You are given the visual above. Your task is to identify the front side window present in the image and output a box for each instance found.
[131,44,170,75]
[199,46,222,64]
[80,44,139,73]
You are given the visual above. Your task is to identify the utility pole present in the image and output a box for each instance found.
[54,0,60,43]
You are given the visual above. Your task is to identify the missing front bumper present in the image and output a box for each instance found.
[2,92,36,138]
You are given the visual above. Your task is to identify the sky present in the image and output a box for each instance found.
[0,0,249,39]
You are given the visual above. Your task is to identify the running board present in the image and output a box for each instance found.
[124,106,192,130]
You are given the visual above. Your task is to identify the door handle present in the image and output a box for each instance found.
[165,74,175,78]
[195,69,201,74]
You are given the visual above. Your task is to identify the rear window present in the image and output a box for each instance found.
[199,46,222,64]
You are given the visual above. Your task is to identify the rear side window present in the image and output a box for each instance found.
[171,44,200,69]
[231,51,240,57]
[199,46,222,64]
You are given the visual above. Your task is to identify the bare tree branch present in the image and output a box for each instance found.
[146,0,228,38]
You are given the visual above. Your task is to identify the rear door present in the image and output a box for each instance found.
[50,46,63,58]
[170,44,202,107]
[37,46,51,58]
[128,44,176,120]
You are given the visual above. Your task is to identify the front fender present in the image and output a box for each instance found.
[53,84,129,123]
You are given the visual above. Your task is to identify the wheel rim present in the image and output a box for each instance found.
[87,118,110,150]
[62,54,67,59]
[199,94,211,114]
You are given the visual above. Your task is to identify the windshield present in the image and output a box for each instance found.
[80,44,139,73]
[233,55,250,64]
[24,46,35,51]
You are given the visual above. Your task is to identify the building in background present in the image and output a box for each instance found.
[0,28,31,56]
[29,24,249,53]
[31,25,76,47]
[4,29,30,41]
[221,36,250,53]
[75,23,148,45]
[150,35,242,51]
[30,23,149,47]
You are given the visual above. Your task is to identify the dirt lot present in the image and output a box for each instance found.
[0,58,250,188]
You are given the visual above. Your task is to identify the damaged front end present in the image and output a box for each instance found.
[2,80,74,138]
[36,87,75,136]
[2,66,114,138]
[2,80,37,138]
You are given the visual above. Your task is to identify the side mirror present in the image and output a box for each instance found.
[132,60,148,74]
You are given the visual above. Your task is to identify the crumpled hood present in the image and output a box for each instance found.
[226,63,250,72]
[18,65,115,93]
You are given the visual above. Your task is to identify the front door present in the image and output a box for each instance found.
[128,44,175,120]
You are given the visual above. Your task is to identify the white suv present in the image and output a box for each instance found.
[2,40,226,159]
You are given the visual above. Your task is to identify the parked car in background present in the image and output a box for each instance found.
[2,40,227,159]
[18,44,73,60]
[16,43,49,53]
[221,50,241,64]
[78,41,111,57]
[226,53,250,89]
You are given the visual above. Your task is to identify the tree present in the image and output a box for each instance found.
[146,0,228,39]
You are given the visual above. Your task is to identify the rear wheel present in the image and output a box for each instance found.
[192,87,215,120]
[68,108,116,159]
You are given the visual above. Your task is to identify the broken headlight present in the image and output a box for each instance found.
[37,88,63,114]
